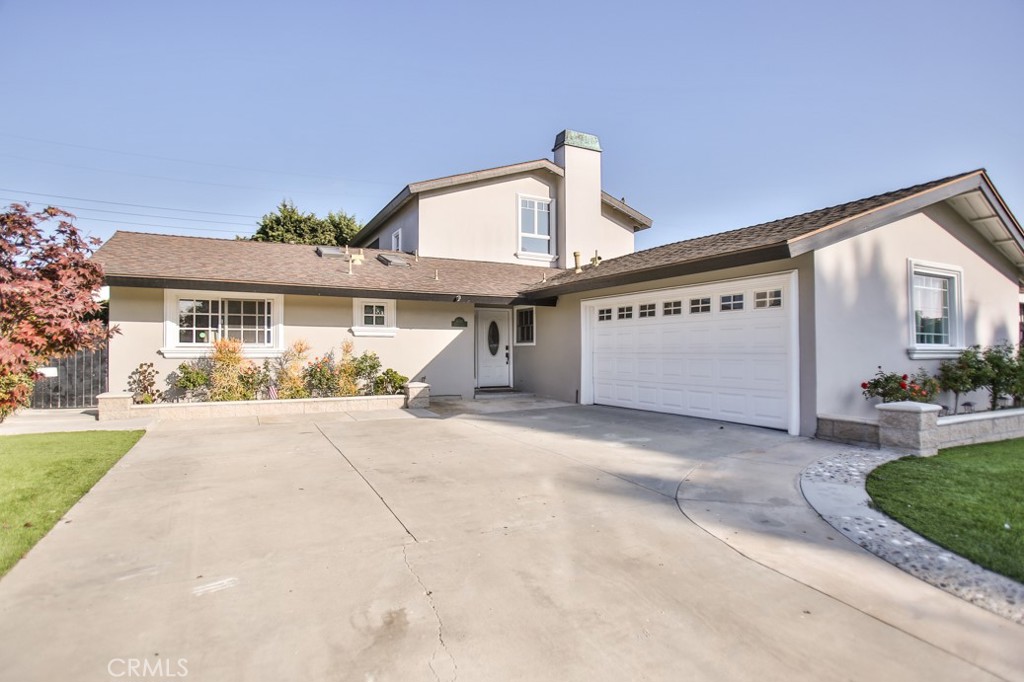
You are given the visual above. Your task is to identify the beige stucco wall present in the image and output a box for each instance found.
[108,287,476,398]
[375,199,419,253]
[814,205,1020,420]
[417,172,558,266]
[108,286,168,392]
[514,255,819,436]
[373,166,636,268]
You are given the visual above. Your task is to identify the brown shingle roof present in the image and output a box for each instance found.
[525,170,982,294]
[94,232,550,303]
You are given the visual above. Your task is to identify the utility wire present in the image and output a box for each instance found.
[74,217,247,235]
[0,197,256,227]
[0,187,261,218]
[0,132,398,186]
[1,153,351,195]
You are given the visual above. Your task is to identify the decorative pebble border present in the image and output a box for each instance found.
[801,448,1024,625]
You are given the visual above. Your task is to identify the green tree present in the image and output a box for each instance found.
[937,346,987,414]
[252,200,361,246]
[0,204,114,421]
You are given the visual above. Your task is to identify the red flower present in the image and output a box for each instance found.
[902,374,909,380]
[921,391,928,396]
[900,382,908,390]
[861,382,869,389]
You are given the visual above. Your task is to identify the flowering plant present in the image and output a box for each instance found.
[860,367,939,403]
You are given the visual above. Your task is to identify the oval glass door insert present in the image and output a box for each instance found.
[487,321,499,356]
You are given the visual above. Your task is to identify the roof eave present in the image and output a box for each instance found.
[523,243,793,298]
[103,275,544,306]
[600,192,653,230]
[351,159,566,246]
[786,171,989,257]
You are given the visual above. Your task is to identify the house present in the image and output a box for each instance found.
[94,130,1024,438]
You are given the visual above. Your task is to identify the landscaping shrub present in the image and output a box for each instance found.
[374,368,409,395]
[303,351,343,397]
[980,343,1018,411]
[169,359,212,402]
[129,338,407,403]
[860,367,937,403]
[937,346,986,414]
[208,339,255,401]
[273,340,310,399]
[127,362,163,404]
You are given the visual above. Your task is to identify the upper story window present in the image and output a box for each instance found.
[519,196,553,257]
[352,298,398,338]
[391,229,402,252]
[908,260,963,358]
[162,289,284,359]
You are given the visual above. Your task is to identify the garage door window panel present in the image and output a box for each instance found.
[754,290,783,309]
[721,294,744,311]
[690,298,711,314]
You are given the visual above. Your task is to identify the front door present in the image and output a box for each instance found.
[477,309,511,387]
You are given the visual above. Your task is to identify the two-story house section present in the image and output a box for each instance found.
[349,130,653,270]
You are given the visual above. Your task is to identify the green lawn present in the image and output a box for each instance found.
[866,438,1024,583]
[0,430,144,577]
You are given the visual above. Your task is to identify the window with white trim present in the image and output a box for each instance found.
[597,308,612,321]
[638,303,656,318]
[351,298,398,337]
[689,297,711,314]
[391,229,402,252]
[515,307,535,345]
[617,305,633,320]
[663,300,682,316]
[909,261,963,357]
[163,290,284,359]
[720,294,744,311]
[519,196,554,256]
[754,289,782,309]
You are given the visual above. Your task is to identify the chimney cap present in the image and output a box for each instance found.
[553,130,602,153]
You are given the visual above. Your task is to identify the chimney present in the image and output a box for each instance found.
[553,130,602,270]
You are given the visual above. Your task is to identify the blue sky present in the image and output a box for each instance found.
[1,0,1021,252]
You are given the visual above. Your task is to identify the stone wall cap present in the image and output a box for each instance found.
[875,401,942,413]
[404,382,430,388]
[97,392,134,399]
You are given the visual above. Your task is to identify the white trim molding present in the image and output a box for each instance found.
[516,193,557,262]
[160,289,285,359]
[351,298,398,338]
[514,306,536,346]
[906,259,964,359]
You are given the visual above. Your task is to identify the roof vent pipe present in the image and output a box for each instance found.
[573,251,582,274]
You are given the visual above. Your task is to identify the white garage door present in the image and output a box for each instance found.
[583,272,798,433]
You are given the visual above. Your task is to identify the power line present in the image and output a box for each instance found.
[76,219,244,237]
[0,187,261,218]
[0,197,255,227]
[0,132,399,186]
[1,153,341,195]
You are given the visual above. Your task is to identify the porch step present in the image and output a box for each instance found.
[473,389,534,400]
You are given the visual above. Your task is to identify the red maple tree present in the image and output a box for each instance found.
[0,204,114,420]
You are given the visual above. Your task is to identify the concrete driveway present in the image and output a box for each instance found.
[0,404,1020,681]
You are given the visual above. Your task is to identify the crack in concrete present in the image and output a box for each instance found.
[402,544,457,682]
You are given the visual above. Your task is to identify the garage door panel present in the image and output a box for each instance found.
[588,273,795,432]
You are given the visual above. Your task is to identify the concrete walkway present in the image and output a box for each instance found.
[0,404,1020,681]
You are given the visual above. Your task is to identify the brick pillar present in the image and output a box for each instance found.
[404,382,430,409]
[875,402,942,456]
[96,392,135,421]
